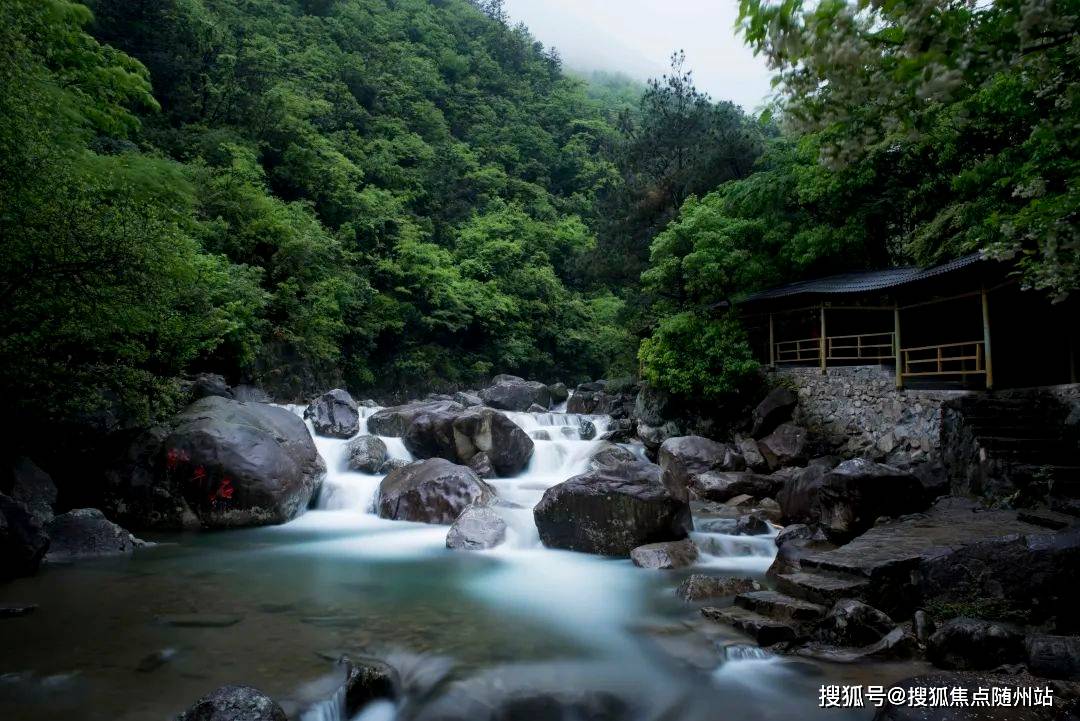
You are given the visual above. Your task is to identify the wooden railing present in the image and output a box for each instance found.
[774,337,820,363]
[900,340,986,379]
[826,332,895,362]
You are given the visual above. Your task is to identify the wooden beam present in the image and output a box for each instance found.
[894,305,902,389]
[768,313,775,369]
[981,287,994,390]
[819,305,827,374]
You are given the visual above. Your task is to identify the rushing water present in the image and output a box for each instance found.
[0,404,922,721]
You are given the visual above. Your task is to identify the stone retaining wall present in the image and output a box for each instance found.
[774,365,969,461]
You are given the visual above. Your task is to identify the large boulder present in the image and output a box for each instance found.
[547,382,569,404]
[479,380,550,412]
[533,461,692,556]
[368,400,464,437]
[377,459,495,525]
[305,389,360,438]
[4,457,57,524]
[657,436,744,502]
[176,684,287,721]
[451,408,534,477]
[103,424,194,530]
[566,384,620,415]
[452,391,483,408]
[757,423,808,470]
[402,403,462,460]
[751,387,797,439]
[45,508,140,562]
[158,397,326,528]
[446,505,507,550]
[690,471,780,503]
[345,436,388,474]
[927,618,1025,671]
[636,420,681,454]
[818,458,926,542]
[0,493,50,581]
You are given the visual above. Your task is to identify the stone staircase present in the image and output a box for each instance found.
[941,392,1080,505]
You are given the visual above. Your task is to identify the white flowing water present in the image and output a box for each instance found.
[0,402,910,721]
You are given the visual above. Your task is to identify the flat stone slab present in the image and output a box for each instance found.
[800,498,1045,579]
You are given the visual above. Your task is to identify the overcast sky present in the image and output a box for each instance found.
[504,0,775,112]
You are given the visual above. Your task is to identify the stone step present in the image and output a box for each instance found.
[775,570,869,606]
[701,606,803,646]
[734,590,827,622]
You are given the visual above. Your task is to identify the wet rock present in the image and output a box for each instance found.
[927,618,1025,671]
[777,463,828,524]
[480,380,550,412]
[587,442,637,472]
[191,373,234,401]
[103,424,195,530]
[446,505,507,550]
[818,459,927,542]
[0,493,50,580]
[757,497,782,523]
[533,461,692,556]
[630,538,699,569]
[305,389,360,439]
[658,436,745,502]
[752,387,797,439]
[915,610,936,646]
[798,627,914,664]
[566,385,618,415]
[368,401,464,437]
[526,403,547,413]
[757,423,807,470]
[340,655,398,717]
[452,407,534,477]
[159,397,326,528]
[176,684,287,721]
[675,575,760,602]
[767,523,833,577]
[735,436,768,472]
[233,385,271,403]
[4,457,57,524]
[816,599,896,647]
[402,404,461,461]
[377,459,495,525]
[690,472,779,503]
[598,418,635,443]
[466,452,494,479]
[578,419,597,441]
[546,382,569,404]
[452,391,483,408]
[734,512,771,536]
[1025,634,1080,680]
[45,508,140,561]
[379,458,410,474]
[725,494,756,509]
[345,436,388,474]
[636,420,680,454]
[0,602,38,617]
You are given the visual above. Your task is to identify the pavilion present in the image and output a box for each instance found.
[735,253,1079,390]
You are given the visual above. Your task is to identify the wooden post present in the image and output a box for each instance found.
[981,287,994,390]
[768,313,775,369]
[819,305,827,374]
[894,305,903,389]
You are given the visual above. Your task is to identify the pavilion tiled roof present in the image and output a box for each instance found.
[737,252,984,304]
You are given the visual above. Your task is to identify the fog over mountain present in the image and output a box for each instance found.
[505,0,774,111]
